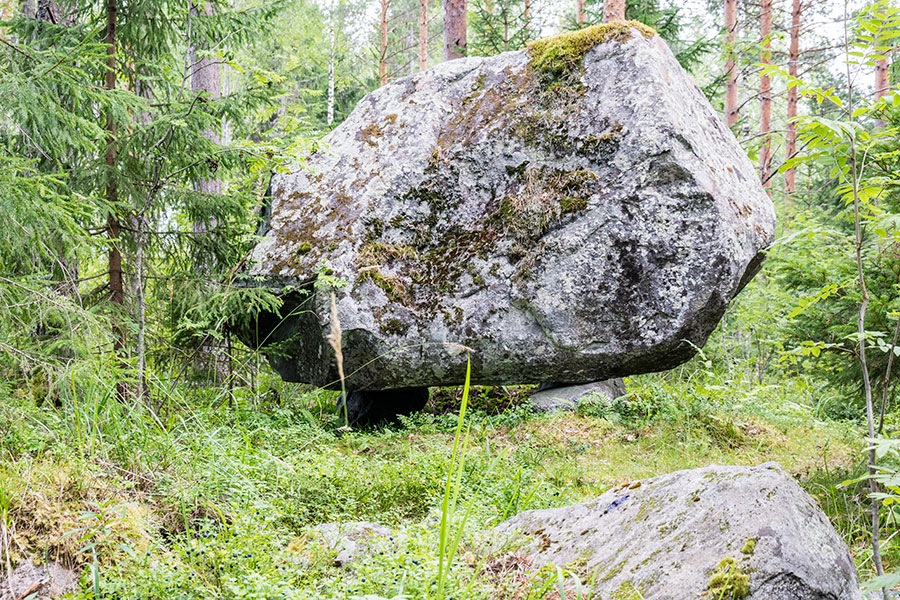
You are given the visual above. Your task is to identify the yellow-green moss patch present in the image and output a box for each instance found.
[707,557,750,599]
[527,21,656,77]
[740,537,757,555]
[356,269,409,303]
[612,580,643,600]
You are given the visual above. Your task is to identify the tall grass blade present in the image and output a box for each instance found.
[436,353,471,599]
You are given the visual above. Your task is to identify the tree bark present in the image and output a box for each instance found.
[419,0,428,71]
[189,1,222,214]
[35,0,71,24]
[759,0,772,188]
[443,0,466,61]
[603,0,625,22]
[190,1,226,385]
[379,0,389,83]
[328,8,335,124]
[576,0,586,25]
[523,0,531,41]
[105,0,126,399]
[724,0,738,127]
[785,0,801,193]
[876,57,890,99]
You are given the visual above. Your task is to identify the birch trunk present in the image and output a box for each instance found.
[328,12,335,125]
[724,0,738,127]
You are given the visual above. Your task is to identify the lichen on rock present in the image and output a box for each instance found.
[489,464,862,600]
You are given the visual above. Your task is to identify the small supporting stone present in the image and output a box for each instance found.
[528,379,626,412]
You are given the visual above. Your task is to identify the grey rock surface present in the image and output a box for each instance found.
[0,559,77,600]
[241,22,775,391]
[304,521,392,567]
[490,463,862,600]
[529,379,625,412]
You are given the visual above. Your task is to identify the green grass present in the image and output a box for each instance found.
[0,356,872,599]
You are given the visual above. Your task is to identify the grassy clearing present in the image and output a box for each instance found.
[0,354,870,599]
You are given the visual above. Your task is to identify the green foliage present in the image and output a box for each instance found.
[468,0,534,56]
[756,2,900,416]
[563,0,712,72]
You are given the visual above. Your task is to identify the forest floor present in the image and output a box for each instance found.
[1,356,874,599]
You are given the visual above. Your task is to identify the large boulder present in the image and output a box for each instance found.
[240,22,775,391]
[489,463,862,600]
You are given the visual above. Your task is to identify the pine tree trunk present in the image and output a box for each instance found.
[419,0,428,71]
[759,0,772,188]
[724,0,738,127]
[576,0,586,25]
[785,0,801,194]
[603,0,625,22]
[523,0,531,41]
[876,57,890,99]
[443,0,466,61]
[379,0,389,83]
[105,0,126,399]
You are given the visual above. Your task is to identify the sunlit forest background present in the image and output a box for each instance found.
[4,0,900,597]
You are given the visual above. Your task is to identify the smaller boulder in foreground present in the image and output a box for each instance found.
[490,463,861,600]
[0,559,77,600]
[291,521,392,568]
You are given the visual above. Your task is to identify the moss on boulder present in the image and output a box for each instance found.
[528,21,656,77]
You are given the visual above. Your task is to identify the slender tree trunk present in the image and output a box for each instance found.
[844,8,890,595]
[876,48,890,100]
[328,10,335,125]
[443,0,466,61]
[189,2,222,217]
[419,0,428,71]
[785,0,801,193]
[104,0,126,400]
[503,9,508,51]
[576,0,586,25]
[523,0,531,41]
[131,211,148,401]
[759,0,773,188]
[379,0,389,83]
[189,1,226,385]
[406,24,416,75]
[724,0,738,127]
[603,0,625,22]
